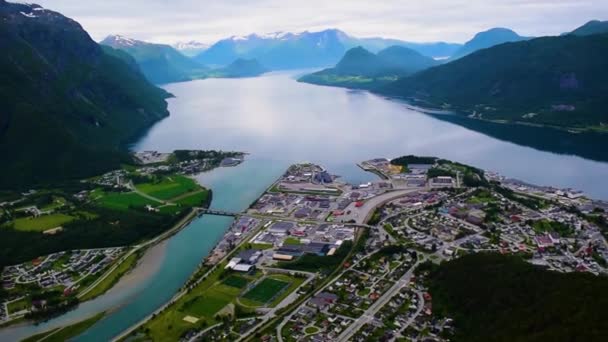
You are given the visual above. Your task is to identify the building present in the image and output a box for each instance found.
[314,171,333,184]
[268,221,295,234]
[431,176,455,188]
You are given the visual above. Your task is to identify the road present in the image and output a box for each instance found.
[336,258,424,341]
[230,268,316,342]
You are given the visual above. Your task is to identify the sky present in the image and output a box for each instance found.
[34,0,608,44]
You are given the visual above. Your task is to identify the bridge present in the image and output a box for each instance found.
[196,208,240,217]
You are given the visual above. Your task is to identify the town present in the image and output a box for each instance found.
[0,149,243,326]
[118,156,608,342]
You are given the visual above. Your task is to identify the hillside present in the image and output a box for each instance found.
[450,27,528,60]
[101,35,208,84]
[427,253,608,342]
[379,34,608,129]
[0,1,171,188]
[208,58,267,78]
[568,20,608,36]
[299,46,438,89]
[194,29,459,69]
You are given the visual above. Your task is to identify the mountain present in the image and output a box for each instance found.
[172,40,209,57]
[208,58,267,78]
[0,1,170,188]
[427,253,608,341]
[358,38,461,58]
[101,35,208,84]
[194,29,460,69]
[299,46,439,89]
[568,20,608,36]
[379,34,608,129]
[450,27,529,60]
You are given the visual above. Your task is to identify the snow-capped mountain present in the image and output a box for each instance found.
[172,40,209,57]
[194,28,461,69]
[101,35,207,84]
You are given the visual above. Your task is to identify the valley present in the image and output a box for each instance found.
[1,1,608,341]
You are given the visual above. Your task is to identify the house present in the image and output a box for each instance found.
[310,292,338,309]
[535,235,554,248]
[466,209,486,225]
[294,207,312,218]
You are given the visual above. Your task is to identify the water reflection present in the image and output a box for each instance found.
[135,72,608,199]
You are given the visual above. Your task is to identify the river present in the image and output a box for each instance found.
[2,71,608,341]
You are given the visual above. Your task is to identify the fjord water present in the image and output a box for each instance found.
[3,71,608,341]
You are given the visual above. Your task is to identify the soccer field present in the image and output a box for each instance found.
[242,278,289,303]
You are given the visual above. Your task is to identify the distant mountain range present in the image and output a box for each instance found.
[172,40,209,57]
[299,46,439,89]
[101,35,270,83]
[193,29,461,69]
[101,35,209,84]
[449,27,530,60]
[379,33,608,129]
[567,20,608,36]
[207,58,268,78]
[0,1,170,187]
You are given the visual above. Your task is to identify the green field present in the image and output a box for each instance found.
[135,175,198,201]
[222,275,249,289]
[174,190,209,207]
[7,297,30,314]
[9,213,74,232]
[242,278,289,303]
[182,284,240,317]
[284,237,301,245]
[96,192,158,211]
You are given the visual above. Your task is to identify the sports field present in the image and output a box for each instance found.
[182,284,240,317]
[242,278,289,303]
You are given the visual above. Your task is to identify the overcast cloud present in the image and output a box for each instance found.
[33,0,608,44]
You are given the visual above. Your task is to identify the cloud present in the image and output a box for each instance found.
[34,0,608,44]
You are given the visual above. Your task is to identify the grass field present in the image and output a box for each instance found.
[96,192,158,211]
[267,275,304,307]
[283,237,301,245]
[222,275,249,289]
[7,297,30,314]
[135,175,198,201]
[9,213,74,232]
[242,278,289,303]
[181,284,239,317]
[174,190,209,207]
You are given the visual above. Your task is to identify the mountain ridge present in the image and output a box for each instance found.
[0,1,171,187]
[378,33,608,129]
[101,35,208,84]
[450,27,529,60]
[299,45,439,89]
[194,28,460,69]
